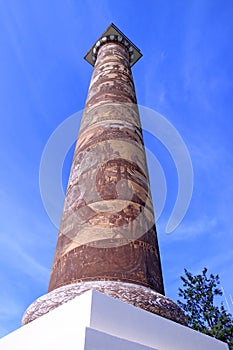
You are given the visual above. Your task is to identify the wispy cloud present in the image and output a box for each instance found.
[0,235,50,283]
[168,217,218,240]
[157,212,219,242]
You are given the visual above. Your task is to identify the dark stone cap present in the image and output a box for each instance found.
[84,23,142,67]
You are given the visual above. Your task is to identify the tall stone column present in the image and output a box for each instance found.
[49,27,165,295]
[22,24,186,326]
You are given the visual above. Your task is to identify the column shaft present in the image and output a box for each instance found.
[48,42,164,295]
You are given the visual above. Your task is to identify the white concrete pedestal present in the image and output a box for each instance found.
[0,290,228,350]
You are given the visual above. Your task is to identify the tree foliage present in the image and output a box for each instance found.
[178,268,233,349]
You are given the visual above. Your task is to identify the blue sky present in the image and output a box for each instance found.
[0,0,233,337]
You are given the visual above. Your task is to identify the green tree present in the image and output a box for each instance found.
[177,268,233,349]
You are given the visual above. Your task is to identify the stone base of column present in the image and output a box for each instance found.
[22,280,187,326]
[1,290,228,350]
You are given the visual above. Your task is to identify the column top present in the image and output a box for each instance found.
[84,23,142,67]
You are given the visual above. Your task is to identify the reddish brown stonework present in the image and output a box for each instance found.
[48,38,165,296]
[22,24,187,326]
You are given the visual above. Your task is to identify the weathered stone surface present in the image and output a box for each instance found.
[48,41,164,295]
[23,27,186,327]
[22,281,187,326]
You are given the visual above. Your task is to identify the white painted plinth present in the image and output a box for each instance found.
[0,290,228,350]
